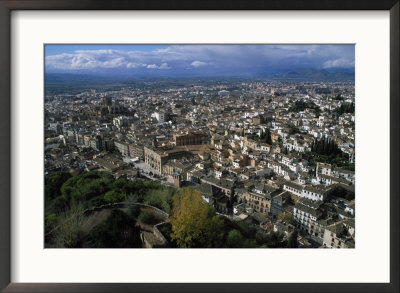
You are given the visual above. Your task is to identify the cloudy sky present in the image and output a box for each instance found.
[45,44,355,77]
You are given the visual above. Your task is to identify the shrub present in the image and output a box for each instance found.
[104,190,125,203]
[85,209,140,248]
[139,210,155,224]
[45,213,58,234]
[226,230,244,248]
[129,205,141,219]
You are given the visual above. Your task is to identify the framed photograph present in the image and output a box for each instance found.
[0,1,399,292]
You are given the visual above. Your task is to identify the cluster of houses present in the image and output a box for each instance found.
[45,80,355,248]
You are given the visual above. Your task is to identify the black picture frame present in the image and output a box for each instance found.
[0,1,399,292]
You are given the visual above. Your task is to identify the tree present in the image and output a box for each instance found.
[314,107,321,118]
[85,209,141,248]
[226,230,244,248]
[236,220,257,239]
[335,102,355,115]
[144,187,177,213]
[335,94,343,101]
[289,100,320,114]
[283,146,289,155]
[264,128,272,144]
[50,203,87,248]
[205,215,226,248]
[59,171,114,209]
[45,171,72,201]
[265,231,285,248]
[288,124,301,135]
[329,186,355,201]
[139,210,155,224]
[278,213,296,226]
[104,190,125,203]
[128,204,141,219]
[170,189,222,248]
[311,137,341,156]
[45,213,58,234]
[287,230,299,248]
[45,171,174,247]
[255,230,274,247]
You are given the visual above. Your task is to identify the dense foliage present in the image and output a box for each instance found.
[260,128,272,144]
[329,185,355,201]
[45,171,72,202]
[288,124,302,135]
[170,188,225,248]
[169,188,288,248]
[45,171,293,248]
[287,230,299,248]
[246,129,272,145]
[138,210,156,224]
[335,102,355,115]
[84,209,141,248]
[302,151,350,168]
[289,100,321,115]
[45,171,177,248]
[45,171,175,214]
[278,213,296,226]
[302,137,351,168]
[311,137,341,156]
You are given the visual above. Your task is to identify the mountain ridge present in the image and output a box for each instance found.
[268,68,354,81]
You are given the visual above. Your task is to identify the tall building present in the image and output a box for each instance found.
[173,131,210,146]
[154,111,166,122]
[114,141,130,157]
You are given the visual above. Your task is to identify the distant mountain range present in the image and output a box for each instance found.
[44,68,354,91]
[268,68,354,81]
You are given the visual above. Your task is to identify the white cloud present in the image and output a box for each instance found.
[159,63,170,69]
[126,62,140,69]
[323,58,355,69]
[102,57,126,68]
[191,60,207,68]
[45,45,355,73]
[145,63,170,69]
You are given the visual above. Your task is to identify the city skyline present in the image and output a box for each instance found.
[44,44,355,249]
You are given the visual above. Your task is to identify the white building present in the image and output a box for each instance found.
[283,182,327,201]
[154,112,166,122]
